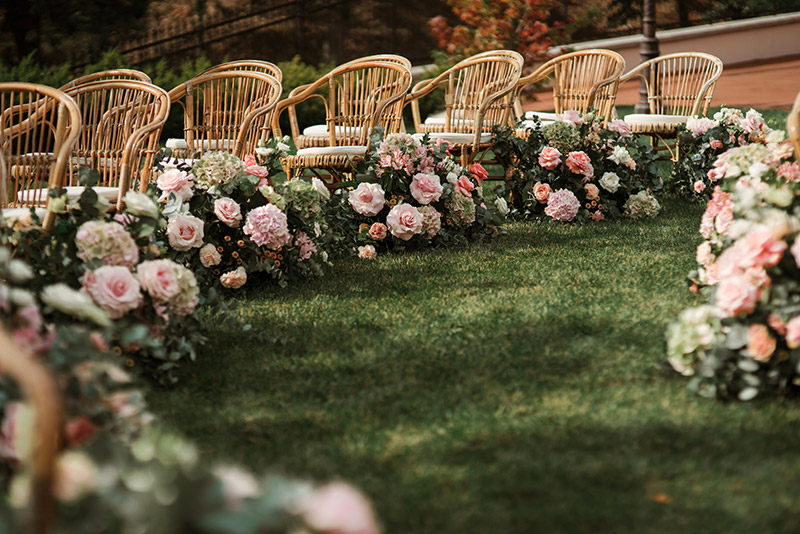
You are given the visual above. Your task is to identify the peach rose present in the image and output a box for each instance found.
[584,183,599,200]
[220,267,247,289]
[538,147,562,170]
[710,139,723,149]
[746,324,775,362]
[213,197,243,228]
[716,274,758,317]
[696,241,713,266]
[82,266,143,319]
[566,151,594,179]
[705,262,719,286]
[156,168,193,202]
[785,316,800,348]
[590,211,604,221]
[136,260,180,302]
[167,214,205,251]
[348,183,385,217]
[455,175,475,197]
[740,228,787,269]
[409,173,443,204]
[358,245,377,259]
[532,182,552,204]
[368,223,387,241]
[386,203,423,241]
[199,243,222,267]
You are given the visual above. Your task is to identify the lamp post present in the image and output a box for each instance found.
[635,0,660,113]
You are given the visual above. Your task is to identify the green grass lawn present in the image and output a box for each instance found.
[148,194,800,533]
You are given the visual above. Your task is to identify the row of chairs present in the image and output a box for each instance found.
[1,50,726,230]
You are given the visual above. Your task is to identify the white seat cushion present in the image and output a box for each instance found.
[2,207,47,221]
[166,138,235,151]
[623,114,689,126]
[17,186,120,204]
[412,132,492,144]
[519,119,555,129]
[295,146,368,157]
[301,124,363,137]
[524,111,561,121]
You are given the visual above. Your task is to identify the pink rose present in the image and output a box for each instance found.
[214,198,242,228]
[199,243,222,267]
[693,181,706,193]
[710,139,723,149]
[220,267,247,289]
[533,182,552,204]
[565,151,594,180]
[468,163,488,185]
[707,167,725,182]
[714,206,733,236]
[607,119,631,136]
[590,211,604,221]
[740,228,787,269]
[386,203,423,240]
[705,262,719,285]
[136,260,180,302]
[156,169,193,202]
[688,117,716,137]
[348,183,385,216]
[409,173,443,204]
[778,162,800,182]
[584,183,599,200]
[368,223,387,241]
[768,313,787,336]
[358,245,377,259]
[243,155,257,166]
[716,274,758,317]
[301,483,379,534]
[696,241,713,266]
[558,110,582,125]
[82,266,143,318]
[538,147,562,170]
[746,324,775,362]
[455,175,475,197]
[785,316,800,348]
[740,109,764,135]
[167,214,205,251]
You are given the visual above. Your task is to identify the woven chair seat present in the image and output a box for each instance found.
[623,113,688,134]
[296,125,366,149]
[165,138,236,151]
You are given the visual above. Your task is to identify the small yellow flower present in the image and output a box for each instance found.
[590,200,597,207]
[598,204,603,209]
[585,203,591,209]
[277,254,283,261]
[217,246,225,253]
[231,252,239,259]
[126,359,135,368]
[237,240,245,247]
[237,258,243,265]
[273,260,281,267]
[224,236,231,242]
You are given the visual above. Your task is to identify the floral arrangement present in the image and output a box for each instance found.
[493,111,662,222]
[329,132,506,258]
[157,141,331,289]
[671,107,786,198]
[666,137,800,400]
[0,170,213,383]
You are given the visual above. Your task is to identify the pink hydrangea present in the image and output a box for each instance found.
[75,221,139,267]
[82,266,143,319]
[687,117,716,137]
[778,162,800,182]
[544,189,580,222]
[565,151,594,180]
[243,204,292,250]
[409,173,443,205]
[538,147,561,170]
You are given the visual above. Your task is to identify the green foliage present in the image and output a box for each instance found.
[274,56,334,134]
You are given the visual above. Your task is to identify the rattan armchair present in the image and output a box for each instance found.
[62,80,170,209]
[618,52,723,159]
[405,50,523,166]
[273,60,412,183]
[788,89,800,158]
[59,69,151,90]
[167,71,282,159]
[200,59,283,82]
[0,325,63,534]
[288,55,411,149]
[1,83,81,232]
[513,49,626,127]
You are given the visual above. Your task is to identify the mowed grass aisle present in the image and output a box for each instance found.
[149,199,800,533]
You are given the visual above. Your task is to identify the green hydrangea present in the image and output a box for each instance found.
[191,151,245,190]
[281,179,323,224]
[448,191,476,229]
[543,121,581,154]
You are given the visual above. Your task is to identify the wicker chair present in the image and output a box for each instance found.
[273,60,412,183]
[405,50,523,166]
[513,49,626,128]
[788,89,800,158]
[200,59,283,82]
[0,325,63,534]
[289,55,412,149]
[59,69,152,90]
[1,83,81,232]
[167,71,282,159]
[61,80,170,209]
[618,52,723,159]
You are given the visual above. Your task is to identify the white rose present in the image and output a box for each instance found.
[9,288,35,307]
[53,451,97,502]
[608,146,631,165]
[6,259,33,283]
[494,197,510,216]
[123,191,160,219]
[277,142,291,152]
[599,172,621,193]
[311,177,330,201]
[40,283,111,326]
[445,172,459,184]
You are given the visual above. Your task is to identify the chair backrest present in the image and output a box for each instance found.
[201,60,283,83]
[0,83,81,231]
[274,60,412,150]
[63,80,170,207]
[59,69,152,90]
[627,52,723,116]
[169,71,282,159]
[409,50,523,135]
[0,324,63,534]
[788,89,800,158]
